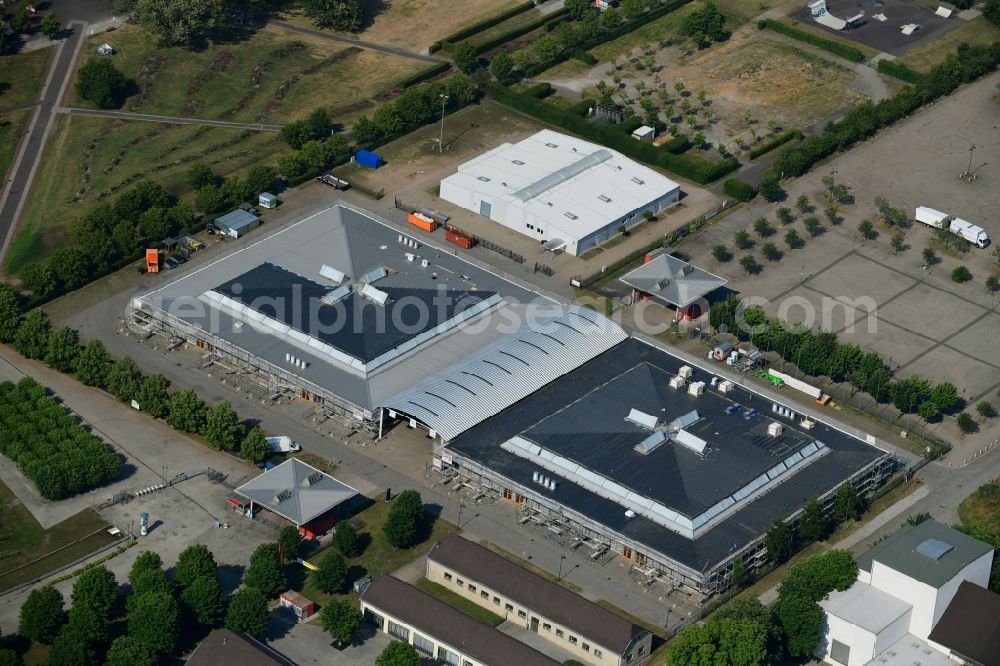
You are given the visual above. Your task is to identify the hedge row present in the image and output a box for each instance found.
[397,62,452,89]
[724,178,756,201]
[438,1,535,45]
[524,81,553,98]
[522,0,693,76]
[662,134,690,154]
[759,19,864,62]
[767,40,1000,180]
[487,83,739,183]
[747,128,803,159]
[877,58,926,84]
[467,7,570,55]
[570,48,598,65]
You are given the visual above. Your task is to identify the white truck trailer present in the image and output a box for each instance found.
[915,206,990,248]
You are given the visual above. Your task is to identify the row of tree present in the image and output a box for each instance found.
[764,483,866,567]
[670,549,858,665]
[0,377,122,500]
[187,163,277,217]
[0,5,61,54]
[709,295,961,423]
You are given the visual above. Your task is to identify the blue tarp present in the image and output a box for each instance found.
[355,150,384,169]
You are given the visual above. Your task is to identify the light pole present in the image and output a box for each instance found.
[966,143,976,177]
[557,555,566,581]
[438,94,450,153]
[457,501,464,528]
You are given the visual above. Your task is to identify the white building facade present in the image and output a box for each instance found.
[439,130,681,256]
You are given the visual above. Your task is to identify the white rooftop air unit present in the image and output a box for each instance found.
[625,510,637,518]
[767,422,784,437]
[669,375,687,390]
[718,380,734,393]
[405,253,415,262]
[800,418,815,430]
[319,264,346,283]
[687,381,705,397]
[548,479,557,491]
[421,259,429,268]
[678,365,693,379]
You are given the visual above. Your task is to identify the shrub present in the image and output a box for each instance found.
[748,129,803,159]
[724,178,756,201]
[957,412,978,434]
[877,59,926,84]
[760,19,863,62]
[439,1,534,44]
[951,266,972,283]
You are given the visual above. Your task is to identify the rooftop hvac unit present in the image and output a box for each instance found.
[669,375,687,390]
[687,381,705,397]
[405,253,415,262]
[533,471,540,483]
[718,380,734,394]
[800,418,815,430]
[625,509,637,518]
[548,479,557,491]
[678,365,693,379]
[767,422,784,437]
[421,259,429,268]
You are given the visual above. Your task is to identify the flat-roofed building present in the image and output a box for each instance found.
[439,129,681,255]
[426,534,651,666]
[360,576,560,666]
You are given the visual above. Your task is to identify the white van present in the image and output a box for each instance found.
[267,436,301,453]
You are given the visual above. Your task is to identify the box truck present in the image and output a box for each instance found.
[267,436,300,453]
[915,206,990,248]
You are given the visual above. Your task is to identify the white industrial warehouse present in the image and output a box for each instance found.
[439,129,681,256]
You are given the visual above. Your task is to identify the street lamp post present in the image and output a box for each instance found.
[557,555,566,581]
[457,501,464,529]
[966,144,976,177]
[438,94,450,153]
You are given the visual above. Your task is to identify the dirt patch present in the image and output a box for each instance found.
[129,53,167,111]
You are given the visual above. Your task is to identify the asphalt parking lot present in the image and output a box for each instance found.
[790,0,958,56]
[684,72,1000,454]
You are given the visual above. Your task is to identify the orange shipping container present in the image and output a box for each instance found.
[408,211,439,233]
[446,228,475,249]
[145,249,160,273]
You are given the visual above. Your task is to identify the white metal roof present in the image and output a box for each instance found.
[382,305,627,440]
[441,129,680,242]
[235,458,359,526]
[821,582,912,635]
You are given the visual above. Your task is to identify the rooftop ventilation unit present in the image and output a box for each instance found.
[564,212,578,220]
[625,408,659,430]
[360,283,390,306]
[271,489,292,505]
[545,142,558,148]
[916,538,954,561]
[477,176,491,182]
[319,264,346,283]
[302,471,324,487]
[687,381,705,397]
[669,375,686,390]
[767,422,784,437]
[678,365,693,379]
[718,380,734,393]
[631,176,645,185]
[512,159,525,165]
[598,194,612,203]
[656,278,670,290]
[625,509,637,518]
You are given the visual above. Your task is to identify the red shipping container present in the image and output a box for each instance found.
[446,228,475,249]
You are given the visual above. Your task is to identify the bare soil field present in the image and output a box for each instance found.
[282,0,522,51]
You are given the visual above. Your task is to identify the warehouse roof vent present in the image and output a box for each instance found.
[625,408,659,430]
[319,264,347,284]
[631,176,645,186]
[564,212,578,220]
[598,194,612,203]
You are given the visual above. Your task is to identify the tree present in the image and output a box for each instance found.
[166,388,208,433]
[136,373,170,419]
[858,219,877,240]
[71,565,117,619]
[890,230,906,254]
[954,524,1000,593]
[107,356,143,402]
[977,402,997,419]
[956,412,978,434]
[986,275,1000,293]
[776,594,824,657]
[278,525,303,562]
[765,518,792,563]
[761,243,780,262]
[322,598,362,645]
[833,483,864,522]
[670,611,771,666]
[918,400,940,421]
[128,591,181,654]
[452,42,478,73]
[331,522,360,559]
[739,255,760,276]
[181,574,226,627]
[42,13,61,38]
[244,165,277,195]
[803,217,822,237]
[10,6,30,31]
[758,177,784,203]
[174,544,219,589]
[281,121,313,150]
[930,382,958,412]
[797,498,828,543]
[76,59,130,109]
[314,549,348,594]
[302,0,365,32]
[49,246,90,291]
[226,588,269,638]
[731,559,749,587]
[0,284,23,342]
[126,569,173,612]
[986,0,1000,26]
[680,1,725,47]
[951,266,972,283]
[19,585,64,644]
[129,551,164,585]
[922,247,937,265]
[21,263,58,299]
[45,326,81,372]
[14,308,50,360]
[244,543,286,597]
[131,0,223,46]
[221,177,252,206]
[490,52,514,83]
[784,228,802,249]
[776,207,794,224]
[204,401,244,450]
[711,244,730,262]
[533,35,559,63]
[776,550,857,656]
[241,427,271,464]
[48,626,97,666]
[753,217,772,238]
[187,164,218,190]
[75,339,112,388]
[105,636,157,666]
[796,194,811,214]
[195,184,227,215]
[732,229,752,250]
[137,207,173,240]
[383,490,423,548]
[377,641,422,666]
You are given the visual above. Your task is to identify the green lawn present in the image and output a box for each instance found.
[294,494,457,609]
[414,578,505,626]
[0,479,117,593]
[958,481,1000,533]
[465,7,548,48]
[900,16,1000,72]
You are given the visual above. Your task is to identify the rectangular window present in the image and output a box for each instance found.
[594,649,602,657]
[412,633,434,657]
[438,646,460,666]
[583,644,590,652]
[830,640,850,665]
[444,572,452,581]
[469,584,477,593]
[543,623,552,631]
[364,610,384,629]
[638,645,645,655]
[464,661,474,666]
[569,636,578,645]
[457,579,464,588]
[505,603,514,612]
[481,591,489,599]
[517,610,527,619]
[556,629,564,638]
[387,620,409,642]
[493,596,501,605]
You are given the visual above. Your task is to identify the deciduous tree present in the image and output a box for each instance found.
[75,339,112,388]
[244,543,286,597]
[181,574,226,627]
[76,59,130,109]
[241,426,271,464]
[136,373,170,419]
[71,565,118,619]
[314,549,348,594]
[302,0,365,32]
[226,588,269,638]
[451,42,478,73]
[377,641,422,666]
[45,326,81,372]
[107,356,143,402]
[765,517,792,563]
[166,388,207,433]
[174,544,219,589]
[833,483,864,522]
[383,490,422,548]
[322,598,362,644]
[14,309,51,359]
[105,636,157,666]
[131,0,224,46]
[128,591,181,654]
[0,284,23,342]
[278,525,302,561]
[19,585,64,644]
[204,401,244,450]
